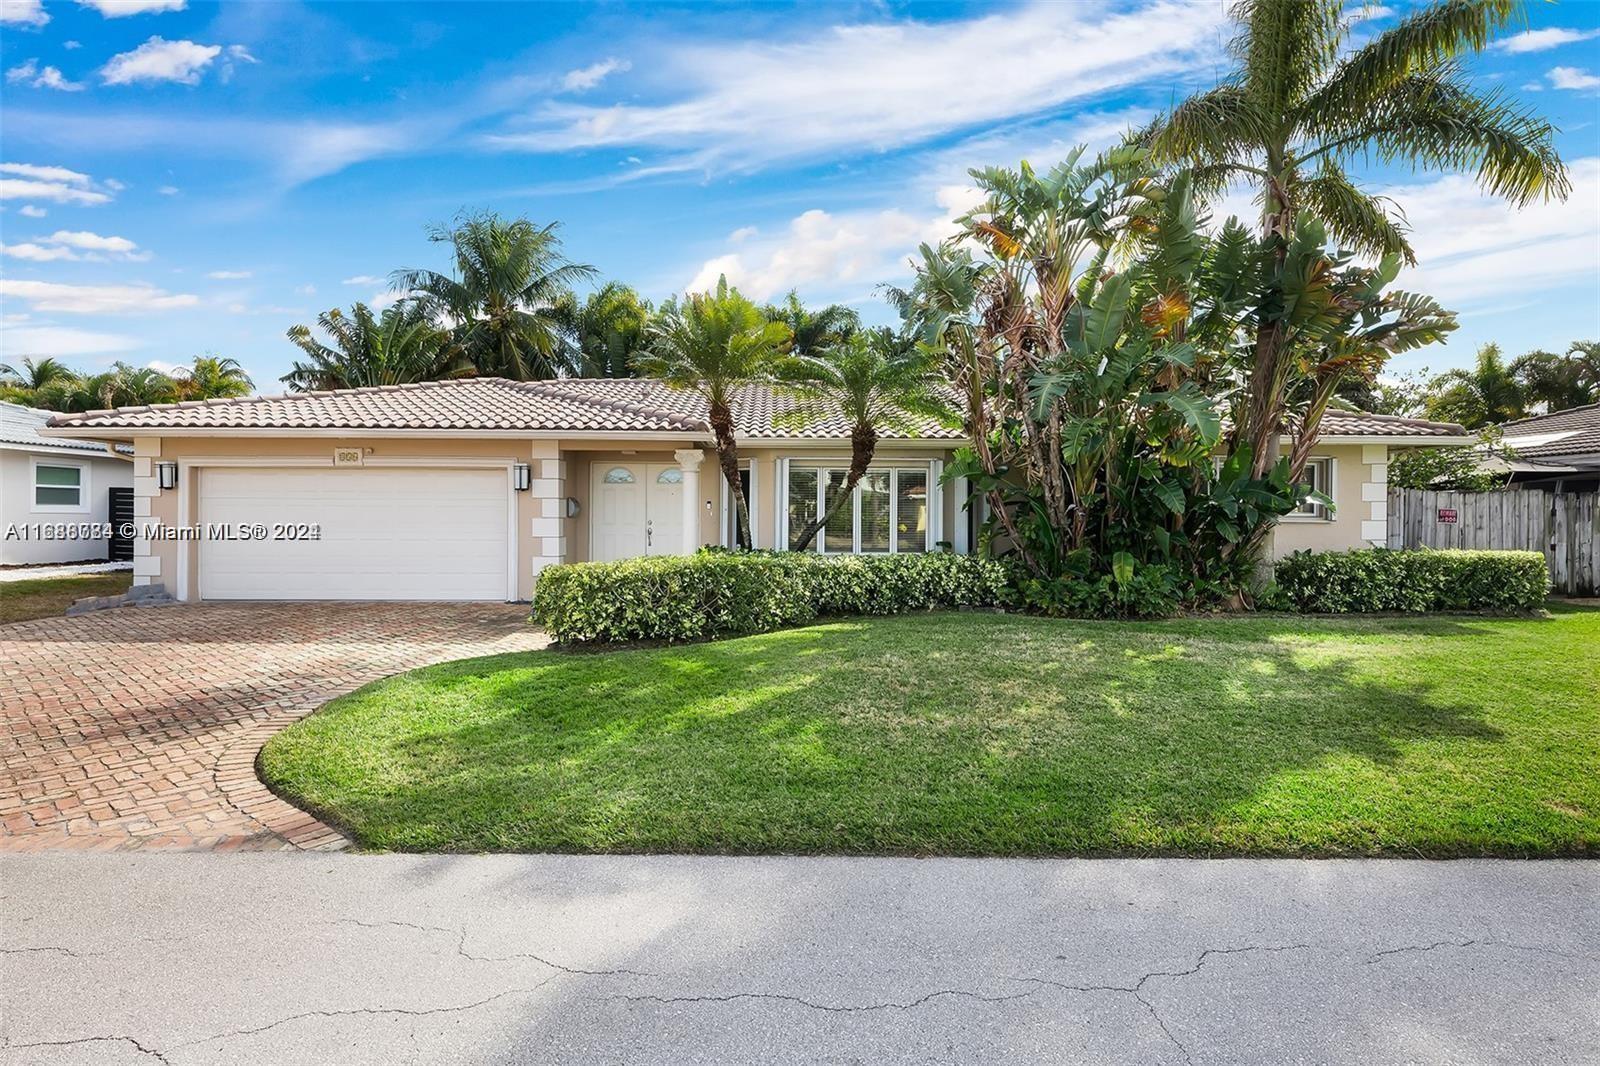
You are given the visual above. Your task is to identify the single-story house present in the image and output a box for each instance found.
[41,379,1473,602]
[1497,403,1600,492]
[2,401,134,567]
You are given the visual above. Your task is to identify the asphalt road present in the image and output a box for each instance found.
[1,854,1595,1064]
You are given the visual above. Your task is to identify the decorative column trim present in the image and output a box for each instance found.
[674,448,705,556]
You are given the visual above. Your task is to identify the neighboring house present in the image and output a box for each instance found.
[42,379,1473,602]
[1497,403,1600,492]
[2,401,134,566]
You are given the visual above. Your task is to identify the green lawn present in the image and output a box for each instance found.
[260,606,1599,857]
[0,571,133,625]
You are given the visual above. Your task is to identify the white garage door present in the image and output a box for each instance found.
[197,467,510,601]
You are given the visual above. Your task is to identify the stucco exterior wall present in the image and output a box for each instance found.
[1,446,133,566]
[1268,442,1389,558]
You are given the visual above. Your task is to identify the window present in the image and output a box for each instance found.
[787,464,932,554]
[1294,458,1333,518]
[787,468,818,550]
[602,467,636,484]
[656,468,683,485]
[33,460,86,512]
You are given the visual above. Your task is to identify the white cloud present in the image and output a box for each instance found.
[18,205,47,217]
[1,242,79,262]
[489,1,1225,174]
[687,205,956,300]
[0,162,90,185]
[1386,157,1600,309]
[45,229,142,255]
[101,36,223,85]
[0,325,142,358]
[561,57,630,92]
[78,0,186,14]
[8,59,84,92]
[0,0,48,26]
[341,274,384,285]
[1495,28,1600,54]
[294,283,316,296]
[104,178,126,190]
[728,226,758,244]
[0,279,199,314]
[369,289,414,311]
[0,178,111,205]
[158,184,179,195]
[206,269,252,279]
[63,39,80,49]
[1548,66,1600,92]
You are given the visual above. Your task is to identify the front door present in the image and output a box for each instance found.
[590,461,685,562]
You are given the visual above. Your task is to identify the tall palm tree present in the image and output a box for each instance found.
[176,355,254,400]
[633,276,792,549]
[41,362,178,412]
[1425,343,1529,427]
[553,282,652,378]
[394,213,595,381]
[763,292,860,355]
[282,302,459,391]
[776,328,955,550]
[1145,0,1568,477]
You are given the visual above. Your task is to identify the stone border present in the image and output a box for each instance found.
[214,723,350,851]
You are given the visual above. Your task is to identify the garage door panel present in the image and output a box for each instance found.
[198,467,509,601]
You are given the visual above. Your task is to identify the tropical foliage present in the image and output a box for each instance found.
[1423,342,1531,428]
[1143,0,1567,542]
[394,212,595,380]
[776,327,954,550]
[552,281,653,378]
[633,276,793,549]
[282,302,459,391]
[2,354,253,411]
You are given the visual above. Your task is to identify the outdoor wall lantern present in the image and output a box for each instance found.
[512,463,531,491]
[565,496,581,518]
[156,461,178,491]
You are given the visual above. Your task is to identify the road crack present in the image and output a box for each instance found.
[611,987,1037,1014]
[2,1035,169,1064]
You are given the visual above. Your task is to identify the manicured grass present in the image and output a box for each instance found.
[260,607,1599,857]
[0,571,133,625]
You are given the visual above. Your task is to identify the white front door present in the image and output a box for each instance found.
[590,461,686,561]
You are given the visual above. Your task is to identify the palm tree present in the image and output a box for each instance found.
[282,302,459,391]
[1513,341,1600,413]
[633,276,792,549]
[1145,0,1568,478]
[41,362,178,412]
[1424,343,1529,427]
[776,328,955,550]
[0,356,74,393]
[553,282,652,378]
[175,355,253,400]
[394,213,595,380]
[763,292,860,355]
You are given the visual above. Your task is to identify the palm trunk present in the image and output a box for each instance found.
[791,423,877,551]
[708,399,751,550]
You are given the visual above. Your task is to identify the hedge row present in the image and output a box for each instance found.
[532,550,1013,644]
[1272,548,1549,613]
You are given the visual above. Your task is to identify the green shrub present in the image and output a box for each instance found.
[1017,561,1182,618]
[1273,549,1549,613]
[533,550,1013,644]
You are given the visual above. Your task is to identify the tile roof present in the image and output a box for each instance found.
[1,401,126,453]
[1499,403,1600,459]
[41,377,1469,443]
[1317,410,1469,438]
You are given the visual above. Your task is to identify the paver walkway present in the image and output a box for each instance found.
[0,602,547,852]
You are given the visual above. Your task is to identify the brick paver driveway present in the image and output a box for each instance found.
[1,603,547,852]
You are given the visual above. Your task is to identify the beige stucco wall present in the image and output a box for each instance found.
[1,446,133,565]
[1268,442,1390,558]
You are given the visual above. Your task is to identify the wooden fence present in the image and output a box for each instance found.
[1387,487,1598,595]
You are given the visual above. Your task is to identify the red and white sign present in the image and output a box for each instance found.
[1437,508,1458,524]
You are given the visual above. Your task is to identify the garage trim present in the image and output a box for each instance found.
[175,456,520,602]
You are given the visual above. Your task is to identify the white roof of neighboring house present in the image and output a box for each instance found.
[0,401,129,455]
[39,377,1473,444]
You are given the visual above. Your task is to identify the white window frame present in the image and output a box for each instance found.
[780,459,938,554]
[1286,456,1336,521]
[31,456,90,514]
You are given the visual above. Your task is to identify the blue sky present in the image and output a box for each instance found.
[2,0,1598,393]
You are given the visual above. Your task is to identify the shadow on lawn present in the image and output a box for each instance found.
[254,608,1582,856]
